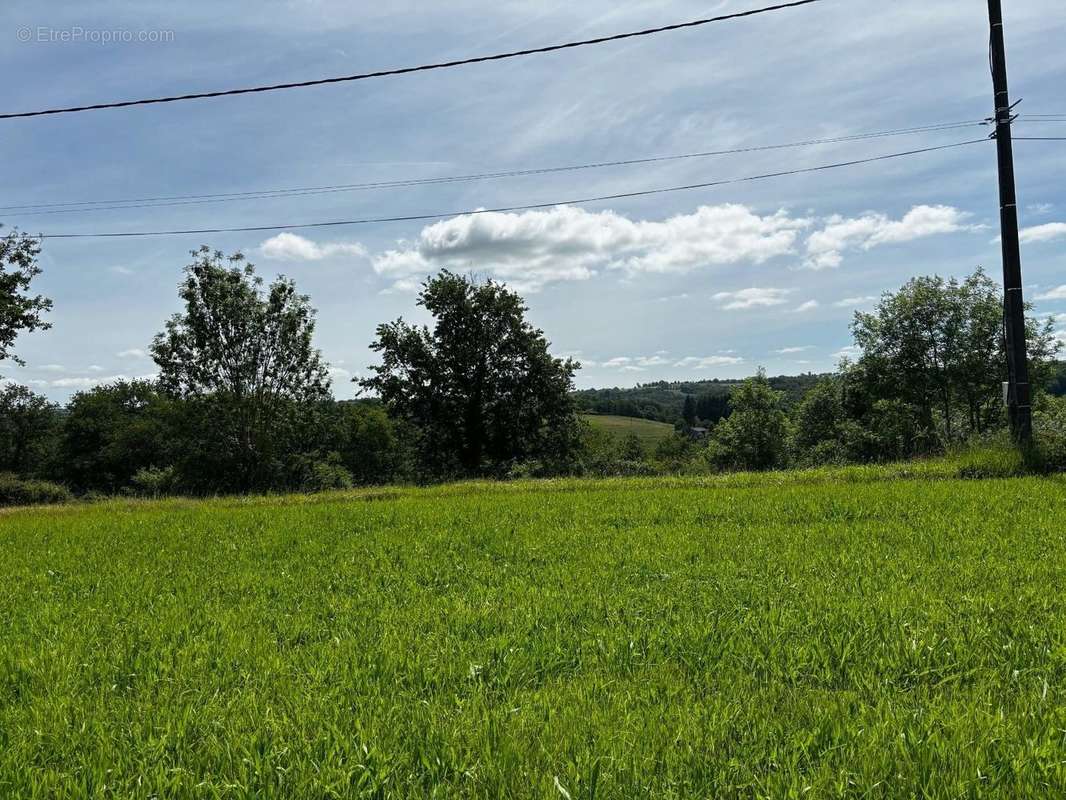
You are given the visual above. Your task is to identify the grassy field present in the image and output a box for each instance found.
[582,413,675,447]
[4,470,1066,797]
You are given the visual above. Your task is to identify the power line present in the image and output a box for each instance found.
[0,120,987,216]
[1015,137,1066,141]
[35,138,987,239]
[0,0,821,121]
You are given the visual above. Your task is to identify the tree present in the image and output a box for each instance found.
[850,268,1059,448]
[362,271,581,477]
[0,383,60,476]
[708,369,789,471]
[60,380,173,493]
[682,394,697,428]
[0,230,52,367]
[151,247,330,491]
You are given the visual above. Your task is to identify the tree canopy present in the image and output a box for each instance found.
[0,230,52,367]
[362,271,580,477]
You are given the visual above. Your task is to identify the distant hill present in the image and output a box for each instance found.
[581,414,676,447]
[574,373,827,425]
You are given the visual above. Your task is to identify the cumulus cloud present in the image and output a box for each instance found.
[774,346,812,354]
[804,205,975,270]
[1019,223,1066,244]
[792,300,819,313]
[601,354,672,371]
[1037,285,1066,301]
[833,295,878,308]
[117,348,149,359]
[370,204,810,292]
[260,232,369,261]
[833,345,862,362]
[24,373,156,390]
[674,355,744,369]
[712,287,793,310]
[1027,203,1054,217]
[35,364,66,372]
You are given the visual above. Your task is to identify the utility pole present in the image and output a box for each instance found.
[987,0,1032,443]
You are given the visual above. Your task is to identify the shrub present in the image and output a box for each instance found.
[129,466,177,498]
[290,456,354,493]
[0,473,73,506]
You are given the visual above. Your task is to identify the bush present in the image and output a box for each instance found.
[290,456,354,493]
[0,473,73,506]
[129,466,176,498]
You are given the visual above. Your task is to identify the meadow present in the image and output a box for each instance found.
[3,469,1066,798]
[581,414,676,447]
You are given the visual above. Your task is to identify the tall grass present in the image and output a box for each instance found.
[3,470,1066,797]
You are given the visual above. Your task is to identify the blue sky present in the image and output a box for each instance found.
[2,0,1064,400]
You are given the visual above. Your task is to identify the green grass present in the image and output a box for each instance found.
[582,413,675,447]
[4,470,1066,797]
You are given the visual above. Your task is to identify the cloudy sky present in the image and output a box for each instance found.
[2,0,1064,399]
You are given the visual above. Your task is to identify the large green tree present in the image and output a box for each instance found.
[362,271,581,477]
[60,380,173,493]
[151,247,330,491]
[0,230,52,367]
[707,369,790,471]
[0,383,60,476]
[849,268,1058,447]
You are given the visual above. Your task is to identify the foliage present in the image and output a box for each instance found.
[573,374,821,424]
[707,369,790,471]
[59,380,173,493]
[0,472,71,506]
[5,472,1066,796]
[849,268,1059,448]
[363,271,581,478]
[0,230,52,366]
[151,248,330,492]
[0,383,60,475]
[129,465,177,498]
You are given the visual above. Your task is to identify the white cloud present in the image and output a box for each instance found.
[34,364,66,372]
[1019,223,1066,244]
[833,295,878,308]
[24,374,156,390]
[370,204,810,292]
[774,346,812,355]
[833,345,862,362]
[259,232,369,262]
[117,348,149,359]
[674,355,744,369]
[804,205,975,270]
[712,287,793,310]
[792,300,819,313]
[1037,285,1066,301]
[601,354,672,370]
[87,365,104,372]
[327,366,354,382]
[109,266,134,276]
[1027,203,1054,216]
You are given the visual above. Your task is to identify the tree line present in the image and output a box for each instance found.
[1,229,1064,503]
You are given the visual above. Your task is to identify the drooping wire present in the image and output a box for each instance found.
[34,138,988,239]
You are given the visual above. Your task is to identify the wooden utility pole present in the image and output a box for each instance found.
[988,0,1032,443]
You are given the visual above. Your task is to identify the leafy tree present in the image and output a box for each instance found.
[60,380,173,493]
[0,383,60,475]
[0,230,52,366]
[850,268,1058,447]
[318,401,410,486]
[362,271,581,477]
[696,392,732,425]
[682,394,697,427]
[708,369,789,471]
[151,247,330,492]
